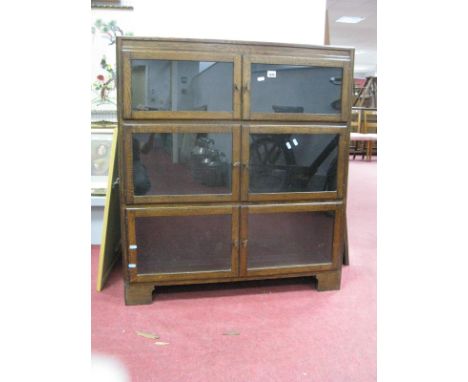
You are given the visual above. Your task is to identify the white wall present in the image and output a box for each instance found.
[131,0,326,44]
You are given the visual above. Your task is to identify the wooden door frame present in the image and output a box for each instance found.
[121,51,242,120]
[125,205,240,283]
[123,123,241,204]
[239,201,344,277]
[240,123,347,202]
[242,54,352,122]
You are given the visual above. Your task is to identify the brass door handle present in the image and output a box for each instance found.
[232,161,240,168]
[241,239,248,248]
[232,240,239,250]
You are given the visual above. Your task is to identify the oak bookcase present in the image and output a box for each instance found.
[116,37,353,305]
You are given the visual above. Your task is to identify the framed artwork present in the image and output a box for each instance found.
[91,19,133,110]
[91,126,117,195]
[95,125,121,291]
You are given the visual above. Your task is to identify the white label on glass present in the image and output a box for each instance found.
[257,76,265,82]
[129,244,137,250]
[267,70,276,78]
[285,142,292,150]
[292,138,299,146]
[128,264,136,269]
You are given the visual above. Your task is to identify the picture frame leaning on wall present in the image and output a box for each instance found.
[95,126,121,291]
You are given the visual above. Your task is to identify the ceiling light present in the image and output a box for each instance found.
[336,16,365,24]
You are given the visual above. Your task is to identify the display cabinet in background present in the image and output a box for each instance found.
[117,37,354,305]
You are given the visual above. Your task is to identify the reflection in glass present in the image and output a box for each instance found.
[247,211,335,269]
[132,132,232,196]
[131,60,233,112]
[249,133,339,193]
[135,215,232,274]
[250,64,343,114]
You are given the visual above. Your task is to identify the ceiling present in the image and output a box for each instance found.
[327,0,376,77]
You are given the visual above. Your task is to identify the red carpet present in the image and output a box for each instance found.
[92,158,376,382]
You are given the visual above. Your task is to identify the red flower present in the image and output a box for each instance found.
[97,74,105,81]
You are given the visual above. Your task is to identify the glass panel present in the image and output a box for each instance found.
[132,132,232,196]
[249,133,339,193]
[131,60,233,112]
[135,214,232,274]
[248,211,334,269]
[250,64,343,114]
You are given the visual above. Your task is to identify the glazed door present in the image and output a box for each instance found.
[126,206,240,282]
[241,124,347,202]
[122,51,241,120]
[239,202,344,277]
[123,123,241,204]
[242,55,352,122]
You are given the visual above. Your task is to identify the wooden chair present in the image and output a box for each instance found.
[349,108,362,158]
[362,110,377,160]
[350,109,377,161]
